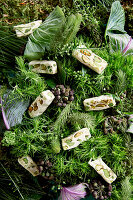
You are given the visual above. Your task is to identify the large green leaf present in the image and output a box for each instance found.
[105,1,133,56]
[105,1,126,37]
[61,13,82,47]
[24,6,65,61]
[24,7,82,61]
[0,89,29,129]
[50,13,82,51]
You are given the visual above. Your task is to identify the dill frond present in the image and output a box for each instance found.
[121,177,132,200]
[69,112,96,131]
[52,102,74,134]
[114,70,127,94]
[9,57,47,99]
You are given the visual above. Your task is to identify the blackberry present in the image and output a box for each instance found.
[51,85,74,107]
[37,159,55,180]
[104,116,128,134]
[89,178,113,199]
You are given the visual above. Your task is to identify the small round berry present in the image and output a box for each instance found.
[61,88,65,94]
[69,96,74,101]
[108,184,112,191]
[65,92,69,97]
[93,182,98,187]
[69,90,74,95]
[55,89,61,95]
[100,196,104,200]
[57,103,62,107]
[63,97,68,102]
[92,191,98,199]
[56,95,61,100]
[108,192,112,197]
[101,185,105,189]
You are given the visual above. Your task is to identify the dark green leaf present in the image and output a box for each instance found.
[45,78,56,88]
[57,61,66,85]
[81,194,95,200]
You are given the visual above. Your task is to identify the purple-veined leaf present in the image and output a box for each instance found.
[58,183,88,200]
[105,1,133,56]
[0,96,10,129]
[0,89,30,129]
[109,33,133,56]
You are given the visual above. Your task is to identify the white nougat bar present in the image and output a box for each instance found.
[72,45,108,74]
[29,60,57,74]
[28,90,55,118]
[62,128,91,150]
[14,20,42,37]
[18,156,40,176]
[127,114,133,133]
[83,95,116,111]
[88,157,117,184]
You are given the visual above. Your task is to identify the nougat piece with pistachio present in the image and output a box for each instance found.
[72,45,108,74]
[127,114,133,134]
[29,60,57,74]
[83,95,116,111]
[62,128,91,150]
[28,90,55,118]
[88,157,117,184]
[18,156,39,176]
[14,20,42,37]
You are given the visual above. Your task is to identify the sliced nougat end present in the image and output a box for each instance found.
[28,90,55,118]
[18,155,40,176]
[88,157,117,183]
[83,95,116,111]
[14,20,42,37]
[29,60,57,74]
[127,114,133,133]
[72,45,108,74]
[62,128,91,150]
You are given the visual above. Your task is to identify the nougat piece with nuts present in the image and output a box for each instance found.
[28,90,55,118]
[29,60,57,74]
[14,20,42,37]
[18,156,40,176]
[72,45,108,74]
[83,95,116,111]
[62,128,91,150]
[88,157,117,184]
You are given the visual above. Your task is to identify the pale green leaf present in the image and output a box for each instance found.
[105,1,126,37]
[24,6,82,61]
[24,6,65,61]
[105,1,133,56]
[109,33,133,55]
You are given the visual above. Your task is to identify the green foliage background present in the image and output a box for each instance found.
[0,1,133,200]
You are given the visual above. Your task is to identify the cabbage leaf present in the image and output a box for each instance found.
[109,33,133,56]
[0,89,29,129]
[24,6,65,61]
[24,6,82,61]
[105,1,133,55]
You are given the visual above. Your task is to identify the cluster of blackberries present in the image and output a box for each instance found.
[104,116,127,134]
[51,85,74,107]
[88,179,112,199]
[37,159,54,180]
